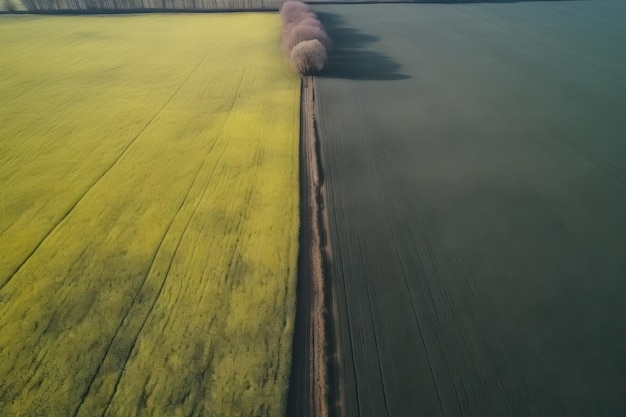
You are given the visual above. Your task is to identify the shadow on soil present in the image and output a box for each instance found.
[421,0,581,3]
[312,0,576,4]
[317,11,410,81]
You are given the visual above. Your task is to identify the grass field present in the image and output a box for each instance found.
[0,14,299,416]
[313,2,626,416]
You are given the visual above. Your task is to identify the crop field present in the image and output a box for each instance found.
[0,14,299,416]
[313,2,626,416]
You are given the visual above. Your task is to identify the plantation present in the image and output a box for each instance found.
[313,2,626,416]
[0,14,299,416]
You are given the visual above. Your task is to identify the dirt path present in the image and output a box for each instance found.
[287,76,331,417]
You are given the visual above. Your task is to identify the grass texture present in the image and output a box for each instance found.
[0,13,299,417]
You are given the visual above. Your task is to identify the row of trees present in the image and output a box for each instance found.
[20,0,283,12]
[280,0,330,76]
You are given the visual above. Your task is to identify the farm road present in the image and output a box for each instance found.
[313,2,626,416]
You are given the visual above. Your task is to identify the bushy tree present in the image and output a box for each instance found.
[279,0,310,25]
[282,13,318,36]
[290,39,327,76]
[283,23,331,56]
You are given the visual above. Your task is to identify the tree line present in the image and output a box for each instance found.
[280,0,330,76]
[21,0,283,12]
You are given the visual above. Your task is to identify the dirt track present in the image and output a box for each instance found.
[287,77,329,417]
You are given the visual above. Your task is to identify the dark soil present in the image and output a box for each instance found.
[313,2,626,416]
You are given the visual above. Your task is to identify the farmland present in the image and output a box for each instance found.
[0,14,299,416]
[313,2,626,416]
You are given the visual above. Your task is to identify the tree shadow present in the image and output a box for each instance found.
[312,0,579,4]
[421,0,582,3]
[316,11,410,81]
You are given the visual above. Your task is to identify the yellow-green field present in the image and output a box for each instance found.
[0,14,299,416]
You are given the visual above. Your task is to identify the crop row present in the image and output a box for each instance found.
[0,13,299,417]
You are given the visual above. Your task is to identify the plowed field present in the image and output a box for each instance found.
[313,2,626,416]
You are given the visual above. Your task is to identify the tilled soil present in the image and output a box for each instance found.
[313,2,626,416]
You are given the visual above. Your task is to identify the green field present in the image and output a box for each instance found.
[0,14,299,416]
[313,2,626,416]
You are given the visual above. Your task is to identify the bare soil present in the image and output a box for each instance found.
[286,77,330,417]
[313,3,626,416]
